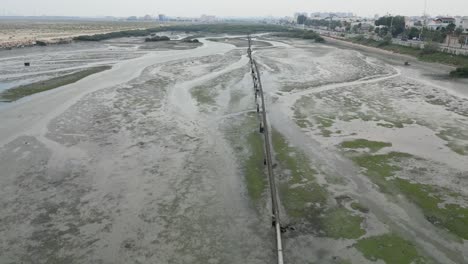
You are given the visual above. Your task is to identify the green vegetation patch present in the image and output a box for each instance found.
[272,29,325,42]
[245,132,267,201]
[273,129,365,239]
[312,115,336,137]
[0,66,111,102]
[351,152,411,188]
[355,233,426,264]
[449,67,468,78]
[190,85,217,105]
[293,107,313,129]
[436,128,468,155]
[223,114,267,202]
[74,24,292,41]
[351,202,370,214]
[272,129,326,218]
[350,151,468,240]
[340,139,392,153]
[395,179,468,240]
[322,207,366,239]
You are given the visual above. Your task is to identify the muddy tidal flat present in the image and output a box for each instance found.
[1,34,468,264]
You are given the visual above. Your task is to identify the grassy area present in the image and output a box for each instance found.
[272,129,365,239]
[293,108,313,129]
[351,202,370,214]
[347,146,468,240]
[436,128,468,155]
[355,233,427,264]
[322,208,366,239]
[190,86,217,105]
[352,152,411,186]
[245,132,267,201]
[348,37,468,68]
[340,139,392,153]
[314,115,335,137]
[223,114,267,203]
[74,23,292,41]
[272,129,326,217]
[395,179,468,240]
[0,66,111,102]
[449,67,468,78]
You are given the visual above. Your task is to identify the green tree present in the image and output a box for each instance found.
[455,27,464,37]
[422,29,446,43]
[375,15,406,37]
[304,19,341,29]
[375,27,388,37]
[369,25,375,33]
[421,41,439,55]
[446,23,456,34]
[407,27,420,39]
[375,16,406,37]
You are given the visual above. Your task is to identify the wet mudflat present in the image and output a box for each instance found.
[0,35,467,264]
[259,37,468,264]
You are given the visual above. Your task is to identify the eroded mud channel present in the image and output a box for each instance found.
[1,36,467,264]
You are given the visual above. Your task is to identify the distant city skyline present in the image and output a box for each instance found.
[1,0,467,18]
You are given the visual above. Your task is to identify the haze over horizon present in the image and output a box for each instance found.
[1,0,467,18]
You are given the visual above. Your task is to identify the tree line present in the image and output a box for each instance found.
[297,15,466,45]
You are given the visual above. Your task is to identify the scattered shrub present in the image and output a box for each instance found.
[421,42,439,55]
[378,35,392,46]
[74,24,292,42]
[35,40,47,46]
[145,36,170,42]
[182,39,200,43]
[449,67,468,78]
[272,29,325,42]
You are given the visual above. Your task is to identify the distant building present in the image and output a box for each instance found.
[309,12,353,19]
[461,16,468,33]
[427,17,456,30]
[200,15,217,22]
[143,15,153,21]
[158,14,167,21]
[127,16,137,21]
[437,17,456,24]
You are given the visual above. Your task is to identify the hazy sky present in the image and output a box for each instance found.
[1,0,467,18]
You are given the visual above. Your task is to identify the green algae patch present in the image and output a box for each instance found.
[436,128,468,156]
[340,139,392,153]
[245,131,267,201]
[351,152,412,193]
[350,151,468,240]
[272,129,327,219]
[355,234,427,264]
[316,116,334,128]
[351,202,370,214]
[322,208,365,239]
[314,115,335,137]
[223,113,266,203]
[190,85,217,105]
[273,129,365,239]
[272,128,326,219]
[0,66,111,102]
[395,179,468,240]
[293,107,313,129]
